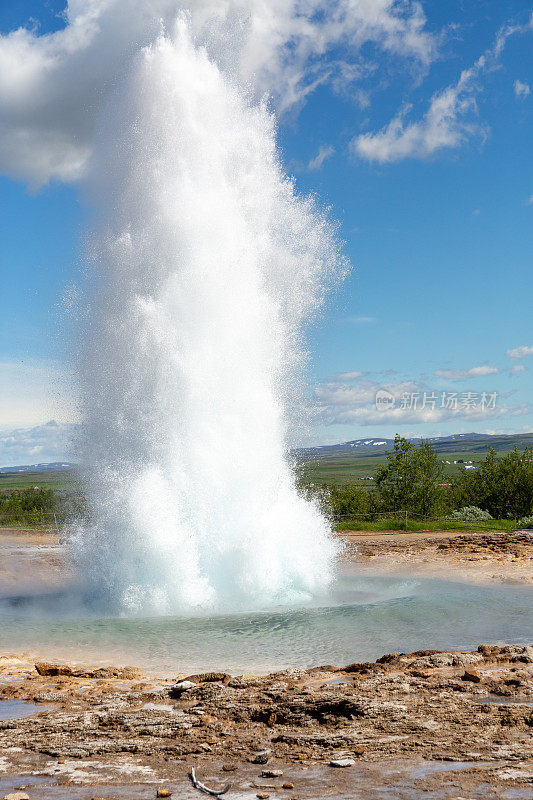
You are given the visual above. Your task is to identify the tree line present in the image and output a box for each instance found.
[0,487,85,525]
[305,436,533,523]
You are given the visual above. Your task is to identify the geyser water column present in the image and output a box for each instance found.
[73,16,347,615]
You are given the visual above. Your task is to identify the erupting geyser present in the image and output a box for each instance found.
[72,16,347,614]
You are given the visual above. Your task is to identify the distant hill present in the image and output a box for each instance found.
[296,432,533,462]
[2,432,532,474]
[0,462,77,474]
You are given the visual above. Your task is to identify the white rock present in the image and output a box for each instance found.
[4,793,30,800]
[329,759,355,768]
[170,680,196,694]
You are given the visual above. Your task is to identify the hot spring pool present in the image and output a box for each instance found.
[0,574,531,675]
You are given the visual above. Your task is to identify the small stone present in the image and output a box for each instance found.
[4,794,30,800]
[352,746,365,756]
[156,791,172,798]
[57,759,66,764]
[462,669,482,683]
[169,680,196,696]
[221,763,237,772]
[256,794,270,799]
[261,770,282,778]
[410,669,432,678]
[184,672,231,684]
[250,750,270,764]
[35,662,72,677]
[329,758,355,768]
[282,783,294,790]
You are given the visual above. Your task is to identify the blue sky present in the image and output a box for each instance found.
[0,0,532,463]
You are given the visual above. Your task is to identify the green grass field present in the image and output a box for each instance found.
[298,451,487,485]
[0,470,80,492]
[297,455,381,484]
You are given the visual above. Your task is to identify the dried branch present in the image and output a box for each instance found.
[188,766,232,797]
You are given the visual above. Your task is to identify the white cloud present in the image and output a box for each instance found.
[510,364,526,375]
[354,89,371,109]
[465,365,499,377]
[435,365,499,380]
[314,378,422,414]
[0,359,78,427]
[335,371,367,382]
[0,0,436,187]
[0,421,77,467]
[313,375,530,427]
[308,145,335,171]
[514,79,530,98]
[324,403,520,427]
[352,88,481,164]
[352,16,533,163]
[314,380,384,408]
[507,344,533,360]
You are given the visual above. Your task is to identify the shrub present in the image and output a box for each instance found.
[450,448,533,518]
[300,481,380,520]
[444,506,493,522]
[517,515,533,529]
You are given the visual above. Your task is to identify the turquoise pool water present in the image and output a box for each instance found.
[0,573,530,675]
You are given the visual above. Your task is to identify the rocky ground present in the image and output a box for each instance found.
[0,643,531,799]
[340,530,533,586]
